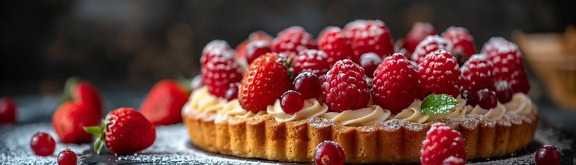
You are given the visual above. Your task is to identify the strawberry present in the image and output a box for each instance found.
[411,35,452,64]
[420,123,466,165]
[345,20,395,62]
[271,26,316,54]
[0,97,17,124]
[404,22,436,54]
[84,108,156,154]
[442,27,477,65]
[417,49,461,97]
[373,53,422,113]
[317,26,352,65]
[200,40,234,66]
[482,38,530,94]
[292,49,331,76]
[202,54,243,98]
[322,59,371,112]
[140,80,190,125]
[53,102,100,143]
[61,78,103,117]
[239,53,291,112]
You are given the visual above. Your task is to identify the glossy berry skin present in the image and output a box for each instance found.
[245,40,271,64]
[373,53,422,113]
[461,89,478,106]
[477,89,498,109]
[411,35,452,64]
[53,102,100,143]
[280,91,305,115]
[359,53,382,77]
[224,83,240,101]
[271,26,316,54]
[57,148,77,165]
[322,59,371,112]
[314,141,345,165]
[418,49,461,97]
[202,55,243,98]
[105,108,156,154]
[460,54,494,94]
[318,26,352,65]
[200,40,232,65]
[140,80,190,125]
[293,72,322,99]
[404,22,436,54]
[421,123,466,165]
[494,81,514,103]
[482,39,530,94]
[239,53,291,112]
[535,145,561,165]
[0,97,17,124]
[61,78,104,118]
[345,20,394,63]
[30,132,56,156]
[442,27,477,64]
[236,31,272,60]
[292,49,331,76]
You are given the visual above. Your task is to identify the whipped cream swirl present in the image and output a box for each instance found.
[220,99,263,118]
[467,103,507,120]
[267,99,328,122]
[504,93,534,117]
[322,105,391,126]
[184,87,225,114]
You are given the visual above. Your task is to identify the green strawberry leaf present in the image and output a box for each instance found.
[60,77,79,104]
[94,138,104,155]
[83,126,102,137]
[420,94,458,115]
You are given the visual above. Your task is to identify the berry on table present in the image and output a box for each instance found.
[280,90,305,115]
[535,145,561,165]
[53,102,100,143]
[373,53,422,113]
[0,97,17,124]
[57,148,77,165]
[140,79,190,125]
[359,52,382,77]
[314,141,345,165]
[293,72,322,99]
[322,59,371,112]
[421,123,466,165]
[30,132,56,156]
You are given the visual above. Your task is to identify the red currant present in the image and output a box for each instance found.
[191,74,204,90]
[57,148,77,165]
[224,83,240,101]
[477,89,497,109]
[293,72,321,99]
[30,132,56,156]
[359,52,382,77]
[280,90,304,115]
[494,81,513,103]
[314,141,345,165]
[245,40,271,64]
[461,89,477,106]
[535,145,561,165]
[0,97,17,124]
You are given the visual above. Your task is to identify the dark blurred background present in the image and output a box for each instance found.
[0,0,574,96]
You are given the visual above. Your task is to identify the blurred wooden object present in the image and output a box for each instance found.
[513,26,576,111]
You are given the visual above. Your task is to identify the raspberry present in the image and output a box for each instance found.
[271,26,316,54]
[460,54,493,93]
[345,20,394,63]
[442,156,465,165]
[417,49,461,97]
[481,37,514,57]
[322,59,371,112]
[404,22,436,54]
[359,52,382,77]
[372,53,422,113]
[483,39,530,94]
[411,35,452,64]
[200,40,233,65]
[318,26,352,65]
[421,123,467,165]
[442,27,477,64]
[202,55,243,98]
[292,49,331,76]
[239,53,291,112]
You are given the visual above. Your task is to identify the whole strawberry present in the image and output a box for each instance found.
[0,97,17,124]
[442,27,476,65]
[271,26,316,54]
[85,108,156,154]
[292,49,331,76]
[373,53,422,113]
[317,26,352,65]
[53,102,100,143]
[345,20,394,62]
[61,78,103,117]
[482,38,530,94]
[411,35,452,64]
[322,59,371,112]
[404,22,436,54]
[421,123,467,165]
[202,54,243,98]
[418,49,461,97]
[140,80,189,125]
[239,53,291,112]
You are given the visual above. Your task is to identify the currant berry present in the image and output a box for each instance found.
[477,89,497,109]
[293,72,322,99]
[314,141,345,165]
[461,89,477,106]
[57,148,77,165]
[30,132,56,156]
[535,145,561,165]
[359,52,382,77]
[494,81,513,103]
[224,83,240,101]
[245,40,271,64]
[280,90,304,115]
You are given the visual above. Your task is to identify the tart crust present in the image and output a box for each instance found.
[183,109,538,163]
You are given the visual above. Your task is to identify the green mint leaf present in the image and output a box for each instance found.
[420,94,458,115]
[83,126,102,137]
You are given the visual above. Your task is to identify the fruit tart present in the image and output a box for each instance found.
[182,21,538,163]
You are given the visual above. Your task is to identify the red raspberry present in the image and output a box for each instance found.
[239,53,291,112]
[418,49,461,97]
[404,22,437,54]
[442,27,477,64]
[322,59,371,112]
[421,123,467,165]
[442,156,465,165]
[460,54,493,93]
[271,26,316,54]
[200,40,233,65]
[202,55,243,98]
[292,49,331,76]
[373,53,422,113]
[483,40,530,94]
[481,37,514,57]
[359,53,382,77]
[318,26,352,65]
[411,35,452,64]
[345,20,394,63]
